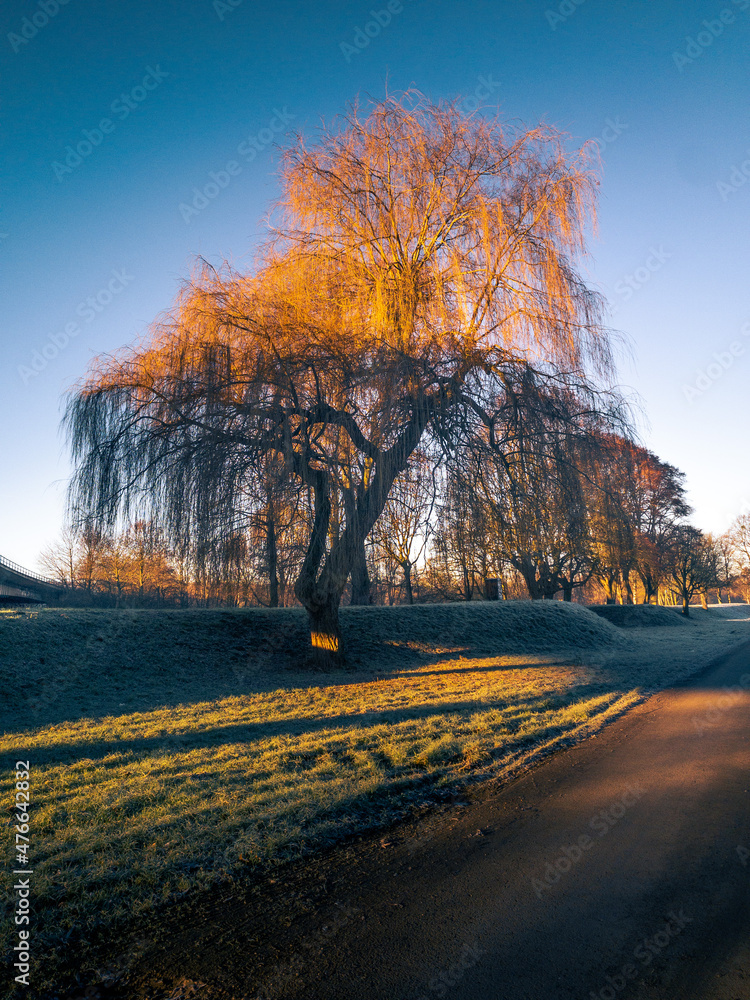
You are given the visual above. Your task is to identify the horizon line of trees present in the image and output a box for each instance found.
[40,479,750,614]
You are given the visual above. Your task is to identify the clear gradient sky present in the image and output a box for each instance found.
[1,0,749,570]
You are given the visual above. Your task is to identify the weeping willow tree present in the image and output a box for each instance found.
[468,373,613,601]
[65,93,623,668]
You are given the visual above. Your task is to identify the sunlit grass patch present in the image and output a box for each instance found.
[0,649,638,994]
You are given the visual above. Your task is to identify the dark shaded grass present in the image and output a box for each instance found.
[0,602,622,732]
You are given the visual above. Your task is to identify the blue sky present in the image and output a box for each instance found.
[1,0,749,569]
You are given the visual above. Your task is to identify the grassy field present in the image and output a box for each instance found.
[1,601,748,996]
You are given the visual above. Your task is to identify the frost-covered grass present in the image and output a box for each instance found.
[0,601,622,727]
[1,601,748,995]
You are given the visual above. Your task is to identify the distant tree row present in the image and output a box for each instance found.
[423,441,750,613]
[40,523,182,607]
[41,462,750,616]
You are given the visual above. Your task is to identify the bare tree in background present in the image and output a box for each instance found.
[728,513,750,601]
[729,514,750,568]
[40,528,79,588]
[667,525,717,615]
[584,435,689,605]
[471,381,603,601]
[711,531,737,603]
[372,449,437,604]
[242,454,308,607]
[99,532,130,606]
[431,457,493,601]
[616,440,690,604]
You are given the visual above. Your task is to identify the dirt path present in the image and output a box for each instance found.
[109,640,750,1000]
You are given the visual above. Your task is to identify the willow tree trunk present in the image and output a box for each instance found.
[349,538,372,605]
[294,406,433,669]
[307,598,344,668]
[294,480,346,669]
[517,560,542,600]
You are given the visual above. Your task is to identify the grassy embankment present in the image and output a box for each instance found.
[1,600,748,995]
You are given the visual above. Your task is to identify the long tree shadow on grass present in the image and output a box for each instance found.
[20,696,635,1000]
[28,761,496,1000]
[0,604,624,733]
[16,682,616,767]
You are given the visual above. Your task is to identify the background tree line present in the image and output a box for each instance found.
[42,452,750,613]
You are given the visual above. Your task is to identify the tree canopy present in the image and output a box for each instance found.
[65,94,627,666]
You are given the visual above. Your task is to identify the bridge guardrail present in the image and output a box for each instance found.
[0,554,60,588]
